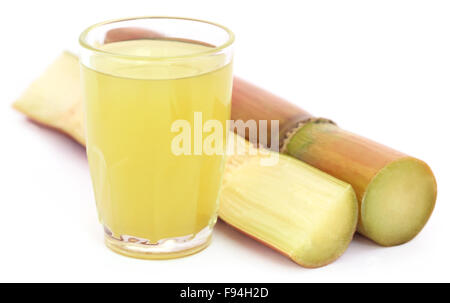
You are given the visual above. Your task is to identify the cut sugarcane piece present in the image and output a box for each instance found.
[231,79,437,246]
[220,134,358,267]
[13,51,85,145]
[286,120,437,246]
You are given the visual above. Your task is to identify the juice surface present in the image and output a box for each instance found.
[81,39,233,243]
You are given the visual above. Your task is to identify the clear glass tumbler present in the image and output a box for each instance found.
[79,17,234,259]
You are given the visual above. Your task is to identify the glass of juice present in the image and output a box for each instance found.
[79,17,234,259]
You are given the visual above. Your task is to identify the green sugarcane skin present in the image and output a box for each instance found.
[285,121,437,246]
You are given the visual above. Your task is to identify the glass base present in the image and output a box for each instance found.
[104,226,213,260]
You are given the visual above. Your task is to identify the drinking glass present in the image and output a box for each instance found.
[79,17,234,259]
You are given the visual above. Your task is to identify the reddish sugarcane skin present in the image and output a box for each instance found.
[231,78,312,147]
[103,28,311,147]
[104,27,162,43]
[104,29,312,147]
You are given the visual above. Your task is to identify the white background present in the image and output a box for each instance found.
[0,0,449,282]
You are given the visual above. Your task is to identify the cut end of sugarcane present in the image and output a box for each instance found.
[285,121,437,246]
[360,157,437,246]
[220,134,358,268]
[13,51,85,145]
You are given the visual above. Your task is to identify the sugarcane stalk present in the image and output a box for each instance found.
[231,80,437,246]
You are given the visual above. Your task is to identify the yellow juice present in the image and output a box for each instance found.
[81,39,233,246]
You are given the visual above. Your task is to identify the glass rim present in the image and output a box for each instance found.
[79,16,235,61]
